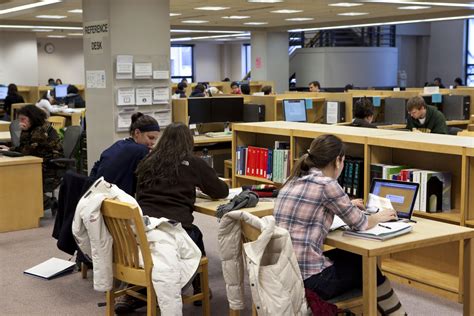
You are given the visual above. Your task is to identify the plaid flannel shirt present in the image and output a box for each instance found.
[274,168,368,280]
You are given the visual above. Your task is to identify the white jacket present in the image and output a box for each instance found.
[218,211,310,316]
[72,177,201,316]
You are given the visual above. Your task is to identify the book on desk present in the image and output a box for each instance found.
[343,221,412,241]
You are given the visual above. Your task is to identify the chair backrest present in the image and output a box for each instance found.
[9,119,21,147]
[62,125,82,158]
[47,116,66,132]
[101,199,153,285]
[11,103,32,119]
[241,220,261,243]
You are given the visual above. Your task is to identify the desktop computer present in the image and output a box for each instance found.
[384,98,407,124]
[211,97,244,122]
[442,95,470,120]
[243,104,265,122]
[188,98,212,124]
[0,86,7,100]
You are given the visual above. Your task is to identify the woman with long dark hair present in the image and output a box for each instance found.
[274,134,406,315]
[3,83,25,120]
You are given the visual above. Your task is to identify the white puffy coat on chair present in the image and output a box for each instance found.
[218,210,310,316]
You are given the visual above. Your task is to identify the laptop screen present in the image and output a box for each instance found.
[370,179,419,219]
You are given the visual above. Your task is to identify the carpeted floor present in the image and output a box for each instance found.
[0,211,463,315]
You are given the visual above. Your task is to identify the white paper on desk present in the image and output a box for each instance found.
[136,87,153,105]
[153,87,169,104]
[117,88,135,106]
[116,55,133,74]
[226,187,243,200]
[330,215,347,231]
[355,221,411,236]
[153,70,169,80]
[135,62,153,78]
[423,86,439,95]
[326,101,339,124]
[366,193,394,213]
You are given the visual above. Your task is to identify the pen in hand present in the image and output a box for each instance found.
[378,224,392,230]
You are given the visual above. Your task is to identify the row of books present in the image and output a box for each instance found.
[235,141,291,183]
[370,163,452,213]
[337,157,364,198]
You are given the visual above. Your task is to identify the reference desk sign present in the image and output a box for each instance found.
[84,20,109,55]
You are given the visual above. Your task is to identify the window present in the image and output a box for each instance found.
[466,19,474,86]
[170,45,194,83]
[243,44,251,79]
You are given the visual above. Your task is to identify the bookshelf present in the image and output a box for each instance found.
[231,121,474,302]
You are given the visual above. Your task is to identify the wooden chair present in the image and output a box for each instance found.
[47,116,66,132]
[230,221,362,316]
[224,159,232,179]
[101,199,211,316]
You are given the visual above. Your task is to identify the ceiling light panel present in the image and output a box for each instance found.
[271,9,303,14]
[222,16,250,19]
[170,13,182,16]
[0,0,62,15]
[36,15,67,19]
[68,9,82,13]
[247,0,284,2]
[398,6,431,10]
[194,6,230,11]
[285,17,314,21]
[362,1,474,8]
[338,12,369,16]
[244,22,268,25]
[181,20,209,24]
[329,3,364,7]
[48,35,66,38]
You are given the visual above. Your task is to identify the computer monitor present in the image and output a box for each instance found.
[0,86,7,100]
[283,99,307,122]
[370,179,419,219]
[55,84,69,98]
[188,98,212,124]
[211,97,244,122]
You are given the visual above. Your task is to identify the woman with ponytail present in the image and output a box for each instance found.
[274,134,406,315]
[89,112,160,196]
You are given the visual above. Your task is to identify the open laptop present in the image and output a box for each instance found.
[369,178,419,221]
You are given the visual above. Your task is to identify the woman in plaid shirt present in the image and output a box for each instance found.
[274,134,406,315]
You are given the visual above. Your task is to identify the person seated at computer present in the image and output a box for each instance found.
[47,78,56,86]
[351,97,376,128]
[172,82,187,99]
[36,90,64,117]
[240,83,250,95]
[0,105,63,207]
[308,81,321,92]
[454,77,463,88]
[230,81,241,94]
[406,96,447,134]
[274,134,405,315]
[206,86,223,97]
[64,85,85,108]
[90,112,159,197]
[261,85,272,95]
[433,77,445,89]
[55,78,63,85]
[190,83,206,97]
[3,83,25,121]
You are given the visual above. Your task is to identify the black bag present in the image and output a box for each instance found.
[216,190,259,219]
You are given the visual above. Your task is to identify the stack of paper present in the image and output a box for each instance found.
[343,221,412,241]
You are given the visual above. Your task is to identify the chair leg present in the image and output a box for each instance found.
[81,262,87,279]
[201,262,211,316]
[147,285,157,316]
[252,303,258,316]
[229,309,240,316]
[106,291,114,316]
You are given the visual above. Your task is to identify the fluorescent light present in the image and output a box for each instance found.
[171,29,244,34]
[247,0,284,2]
[338,12,369,16]
[47,35,66,38]
[32,29,53,32]
[68,33,83,36]
[0,0,61,15]
[36,15,67,19]
[285,17,314,21]
[244,22,268,25]
[290,14,474,32]
[194,6,229,11]
[181,20,209,24]
[222,16,250,19]
[271,9,303,13]
[170,13,181,16]
[362,1,474,8]
[398,5,431,10]
[171,32,251,42]
[329,2,364,7]
[0,24,82,30]
[68,9,82,13]
[235,37,251,39]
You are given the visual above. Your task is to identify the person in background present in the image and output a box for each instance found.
[172,82,187,99]
[344,84,354,92]
[90,112,159,197]
[48,78,56,86]
[222,77,230,82]
[230,81,241,94]
[261,85,272,95]
[433,77,445,89]
[308,81,321,92]
[240,83,250,95]
[64,85,85,108]
[274,134,405,315]
[36,90,64,117]
[0,104,63,208]
[190,83,206,97]
[351,97,376,128]
[3,83,25,121]
[406,96,447,134]
[206,86,223,97]
[180,78,188,85]
[55,78,63,85]
[454,77,463,88]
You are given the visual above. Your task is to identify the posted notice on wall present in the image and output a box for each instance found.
[153,87,169,104]
[153,110,172,127]
[86,70,106,89]
[116,55,133,79]
[117,107,138,131]
[117,88,135,106]
[136,87,153,105]
[326,101,339,124]
[135,63,153,78]
[153,70,169,80]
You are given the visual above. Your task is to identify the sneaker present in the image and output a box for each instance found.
[114,294,147,314]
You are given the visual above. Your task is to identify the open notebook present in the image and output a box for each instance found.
[343,221,413,241]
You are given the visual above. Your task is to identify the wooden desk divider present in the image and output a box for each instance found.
[232,121,474,303]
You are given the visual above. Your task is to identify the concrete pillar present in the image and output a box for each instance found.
[251,31,289,93]
[82,0,170,167]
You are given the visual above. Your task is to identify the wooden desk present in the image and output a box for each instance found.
[52,110,84,126]
[0,131,10,142]
[326,217,474,315]
[194,198,274,218]
[193,134,232,145]
[0,155,43,232]
[0,120,10,132]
